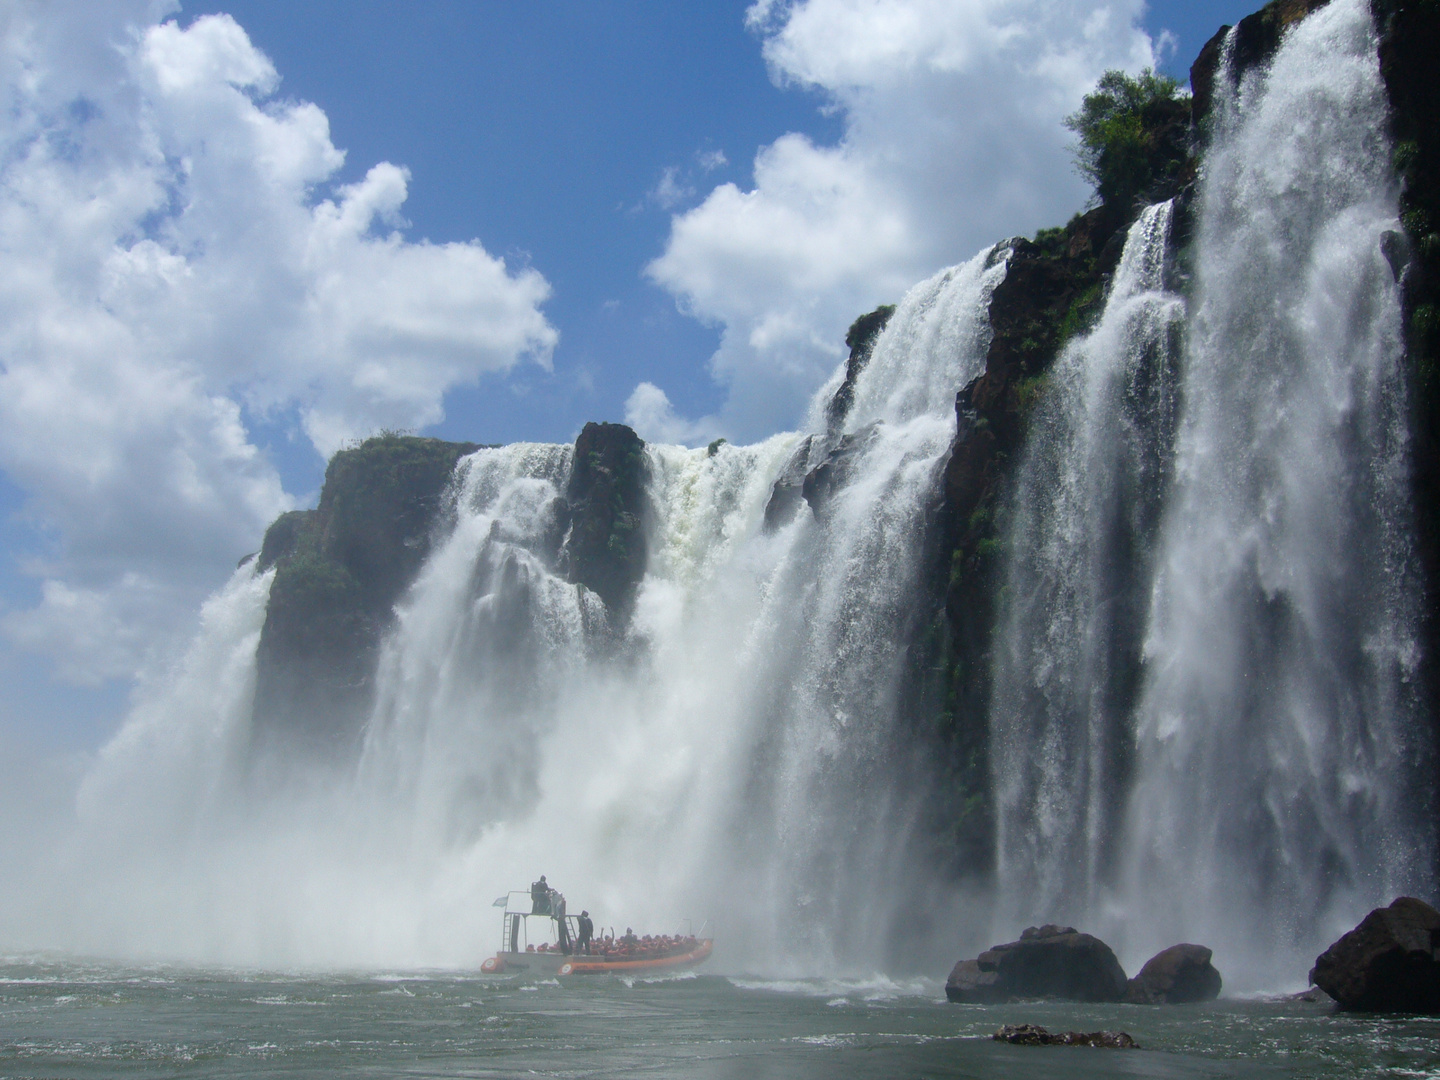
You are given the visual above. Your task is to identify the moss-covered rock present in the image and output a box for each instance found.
[561,422,649,614]
[825,305,897,434]
[252,434,480,755]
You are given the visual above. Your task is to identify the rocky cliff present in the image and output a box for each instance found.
[892,0,1440,884]
[252,434,481,756]
[250,426,651,756]
[243,0,1440,875]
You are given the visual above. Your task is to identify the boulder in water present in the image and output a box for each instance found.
[1125,944,1222,1004]
[1309,897,1440,1013]
[945,924,1128,1003]
[993,1024,1139,1049]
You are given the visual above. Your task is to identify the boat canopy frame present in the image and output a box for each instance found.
[494,890,580,954]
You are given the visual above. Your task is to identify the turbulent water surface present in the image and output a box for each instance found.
[4,958,1439,1080]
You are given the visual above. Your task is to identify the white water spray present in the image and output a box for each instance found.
[992,200,1184,926]
[991,0,1430,987]
[39,249,1007,970]
[1118,0,1427,978]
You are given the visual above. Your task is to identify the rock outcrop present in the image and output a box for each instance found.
[1126,944,1222,1004]
[945,924,1129,1003]
[762,305,896,533]
[994,1024,1139,1049]
[1310,897,1440,1012]
[560,422,648,614]
[824,304,896,435]
[252,434,481,755]
[1189,0,1333,130]
[1375,0,1440,840]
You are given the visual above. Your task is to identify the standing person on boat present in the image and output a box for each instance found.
[554,893,572,954]
[577,911,594,955]
[530,875,552,915]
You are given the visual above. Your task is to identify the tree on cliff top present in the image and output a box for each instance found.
[1066,69,1190,210]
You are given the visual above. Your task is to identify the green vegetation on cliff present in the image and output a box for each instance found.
[253,433,480,753]
[1065,69,1190,210]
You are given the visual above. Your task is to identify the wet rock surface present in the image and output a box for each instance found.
[762,435,813,532]
[1126,943,1223,1004]
[993,1024,1139,1049]
[945,924,1129,1003]
[1310,897,1440,1012]
[252,434,481,756]
[560,422,648,615]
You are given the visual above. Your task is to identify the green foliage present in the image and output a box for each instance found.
[1057,280,1105,345]
[706,438,727,456]
[1065,69,1189,208]
[1012,373,1051,415]
[1032,225,1067,251]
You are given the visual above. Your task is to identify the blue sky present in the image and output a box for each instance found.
[0,0,1258,748]
[218,0,1254,493]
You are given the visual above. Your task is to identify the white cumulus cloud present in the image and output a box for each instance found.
[0,2,557,686]
[647,0,1156,442]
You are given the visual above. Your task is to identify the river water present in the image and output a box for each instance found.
[3,957,1438,1079]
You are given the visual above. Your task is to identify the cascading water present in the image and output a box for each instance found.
[992,0,1431,986]
[992,200,1184,926]
[35,0,1431,987]
[52,247,1007,970]
[1119,0,1428,977]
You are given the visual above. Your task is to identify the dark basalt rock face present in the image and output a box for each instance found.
[945,924,1129,1003]
[919,206,1142,881]
[250,423,653,757]
[762,435,813,532]
[904,0,1440,890]
[1190,0,1334,131]
[1374,0,1440,845]
[762,306,897,533]
[1310,897,1440,1012]
[801,425,879,520]
[560,422,649,615]
[1126,944,1223,1004]
[252,434,481,756]
[994,1024,1139,1049]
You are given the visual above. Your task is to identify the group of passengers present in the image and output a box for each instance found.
[584,930,701,961]
[525,876,698,960]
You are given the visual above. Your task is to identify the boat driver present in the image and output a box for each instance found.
[577,910,594,954]
[530,875,552,915]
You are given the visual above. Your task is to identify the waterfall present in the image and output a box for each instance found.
[1120,0,1428,976]
[60,247,1007,969]
[992,200,1184,926]
[992,0,1430,986]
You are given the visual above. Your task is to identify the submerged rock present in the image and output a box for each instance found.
[993,1024,1139,1049]
[1310,897,1440,1013]
[1126,944,1222,1004]
[945,924,1128,1003]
